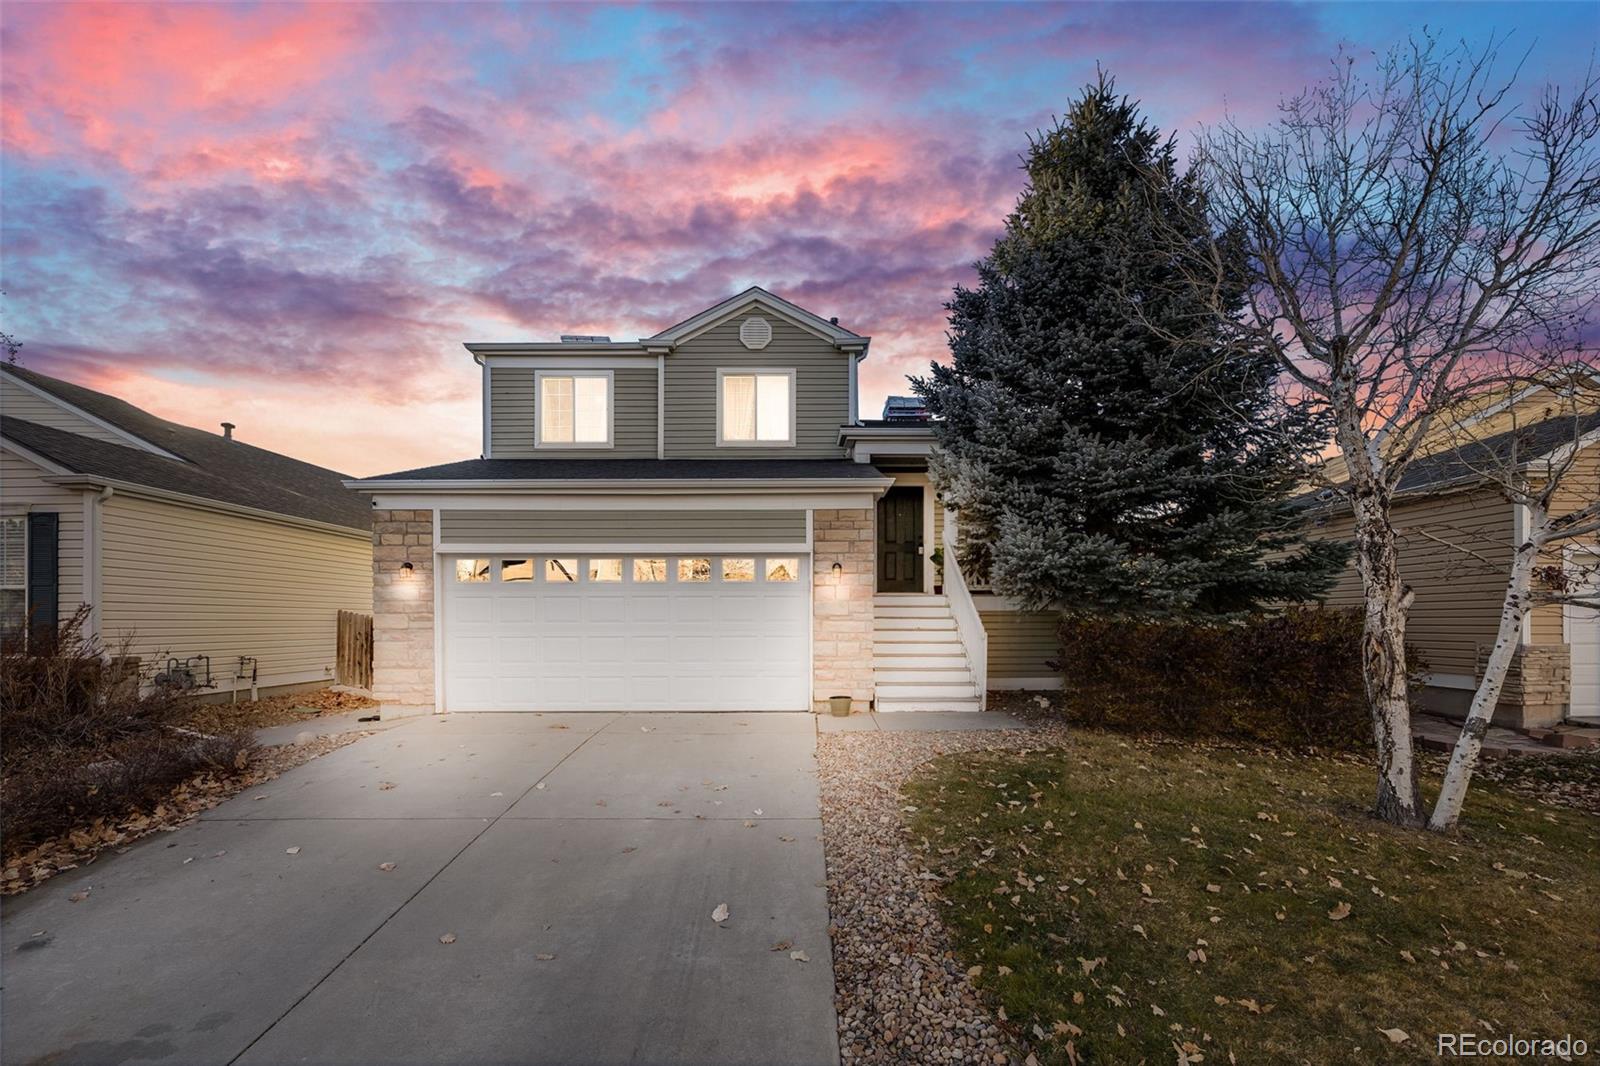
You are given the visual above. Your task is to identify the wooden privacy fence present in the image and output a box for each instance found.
[336,610,374,690]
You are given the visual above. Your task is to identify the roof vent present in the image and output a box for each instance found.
[559,334,611,343]
[739,316,772,350]
[221,422,235,441]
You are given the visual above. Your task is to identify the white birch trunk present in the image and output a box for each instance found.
[1428,510,1544,832]
[1350,490,1426,827]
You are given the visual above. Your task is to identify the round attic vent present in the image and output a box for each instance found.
[739,315,773,350]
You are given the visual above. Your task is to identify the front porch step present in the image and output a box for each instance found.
[872,641,966,656]
[873,616,958,632]
[873,681,980,699]
[874,604,955,619]
[873,654,970,669]
[876,697,984,713]
[875,665,973,682]
[874,593,947,604]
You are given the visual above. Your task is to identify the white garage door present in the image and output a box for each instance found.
[442,554,810,712]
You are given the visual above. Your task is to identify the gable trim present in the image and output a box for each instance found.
[2,369,186,462]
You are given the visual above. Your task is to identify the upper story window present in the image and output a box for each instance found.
[718,369,794,447]
[536,371,612,447]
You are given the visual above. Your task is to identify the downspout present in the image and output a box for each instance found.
[86,485,113,644]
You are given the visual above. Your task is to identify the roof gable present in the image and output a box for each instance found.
[645,287,868,353]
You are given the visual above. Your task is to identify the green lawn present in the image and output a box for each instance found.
[902,732,1600,1064]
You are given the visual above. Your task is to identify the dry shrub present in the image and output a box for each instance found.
[1054,608,1400,749]
[1,609,255,856]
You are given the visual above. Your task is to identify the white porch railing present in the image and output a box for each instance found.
[942,508,988,710]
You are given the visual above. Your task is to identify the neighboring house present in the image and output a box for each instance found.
[0,364,373,698]
[347,288,1060,715]
[1305,390,1600,728]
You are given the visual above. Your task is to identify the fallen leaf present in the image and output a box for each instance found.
[790,949,810,963]
[439,933,457,944]
[285,847,301,855]
[771,939,793,952]
[535,952,556,961]
[378,862,396,872]
[489,792,504,797]
[68,889,90,903]
[967,965,983,978]
[1328,902,1352,921]
[535,783,547,791]
[1378,1028,1409,1044]
[753,809,764,816]
[711,902,730,923]
[378,782,396,791]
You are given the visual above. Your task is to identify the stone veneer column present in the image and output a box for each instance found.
[811,507,876,713]
[372,508,435,714]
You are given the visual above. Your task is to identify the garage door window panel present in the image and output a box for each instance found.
[501,559,534,582]
[545,558,578,582]
[764,557,798,582]
[678,557,711,583]
[722,558,755,582]
[455,558,492,583]
[588,558,623,582]
[633,558,667,582]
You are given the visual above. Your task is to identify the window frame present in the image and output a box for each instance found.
[715,367,797,448]
[534,369,614,449]
[0,515,26,637]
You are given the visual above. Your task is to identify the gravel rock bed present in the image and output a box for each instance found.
[817,724,1070,1065]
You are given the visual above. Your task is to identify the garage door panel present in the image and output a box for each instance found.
[444,553,810,712]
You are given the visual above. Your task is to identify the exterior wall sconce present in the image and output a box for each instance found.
[831,561,843,576]
[400,561,415,576]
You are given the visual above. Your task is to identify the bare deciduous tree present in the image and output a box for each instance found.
[1155,36,1600,828]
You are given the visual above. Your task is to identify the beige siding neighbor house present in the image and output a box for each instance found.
[1304,394,1600,729]
[349,288,1052,717]
[0,365,373,697]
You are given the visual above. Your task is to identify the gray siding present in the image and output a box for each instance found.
[980,607,1061,680]
[490,366,658,459]
[664,316,850,458]
[441,509,807,544]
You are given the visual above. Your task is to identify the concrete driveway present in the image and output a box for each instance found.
[1,713,838,1066]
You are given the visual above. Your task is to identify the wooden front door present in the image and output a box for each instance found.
[877,486,923,592]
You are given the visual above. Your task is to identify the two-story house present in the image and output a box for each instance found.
[348,288,1061,716]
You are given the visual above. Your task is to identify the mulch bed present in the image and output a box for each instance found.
[174,687,377,735]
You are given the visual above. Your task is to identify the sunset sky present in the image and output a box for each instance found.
[2,2,1594,476]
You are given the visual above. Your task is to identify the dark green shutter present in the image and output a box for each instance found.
[26,511,58,648]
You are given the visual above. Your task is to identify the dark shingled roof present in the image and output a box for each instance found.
[355,457,887,482]
[1392,410,1600,494]
[1295,409,1600,508]
[1,367,369,531]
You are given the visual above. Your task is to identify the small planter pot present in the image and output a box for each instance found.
[828,695,853,717]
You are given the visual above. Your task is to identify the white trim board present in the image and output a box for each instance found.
[365,489,889,511]
[474,355,658,369]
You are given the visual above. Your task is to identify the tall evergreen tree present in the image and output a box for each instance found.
[915,75,1346,617]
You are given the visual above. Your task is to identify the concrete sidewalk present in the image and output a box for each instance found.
[2,712,838,1066]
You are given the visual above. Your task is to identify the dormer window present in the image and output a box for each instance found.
[718,369,795,447]
[536,371,612,447]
